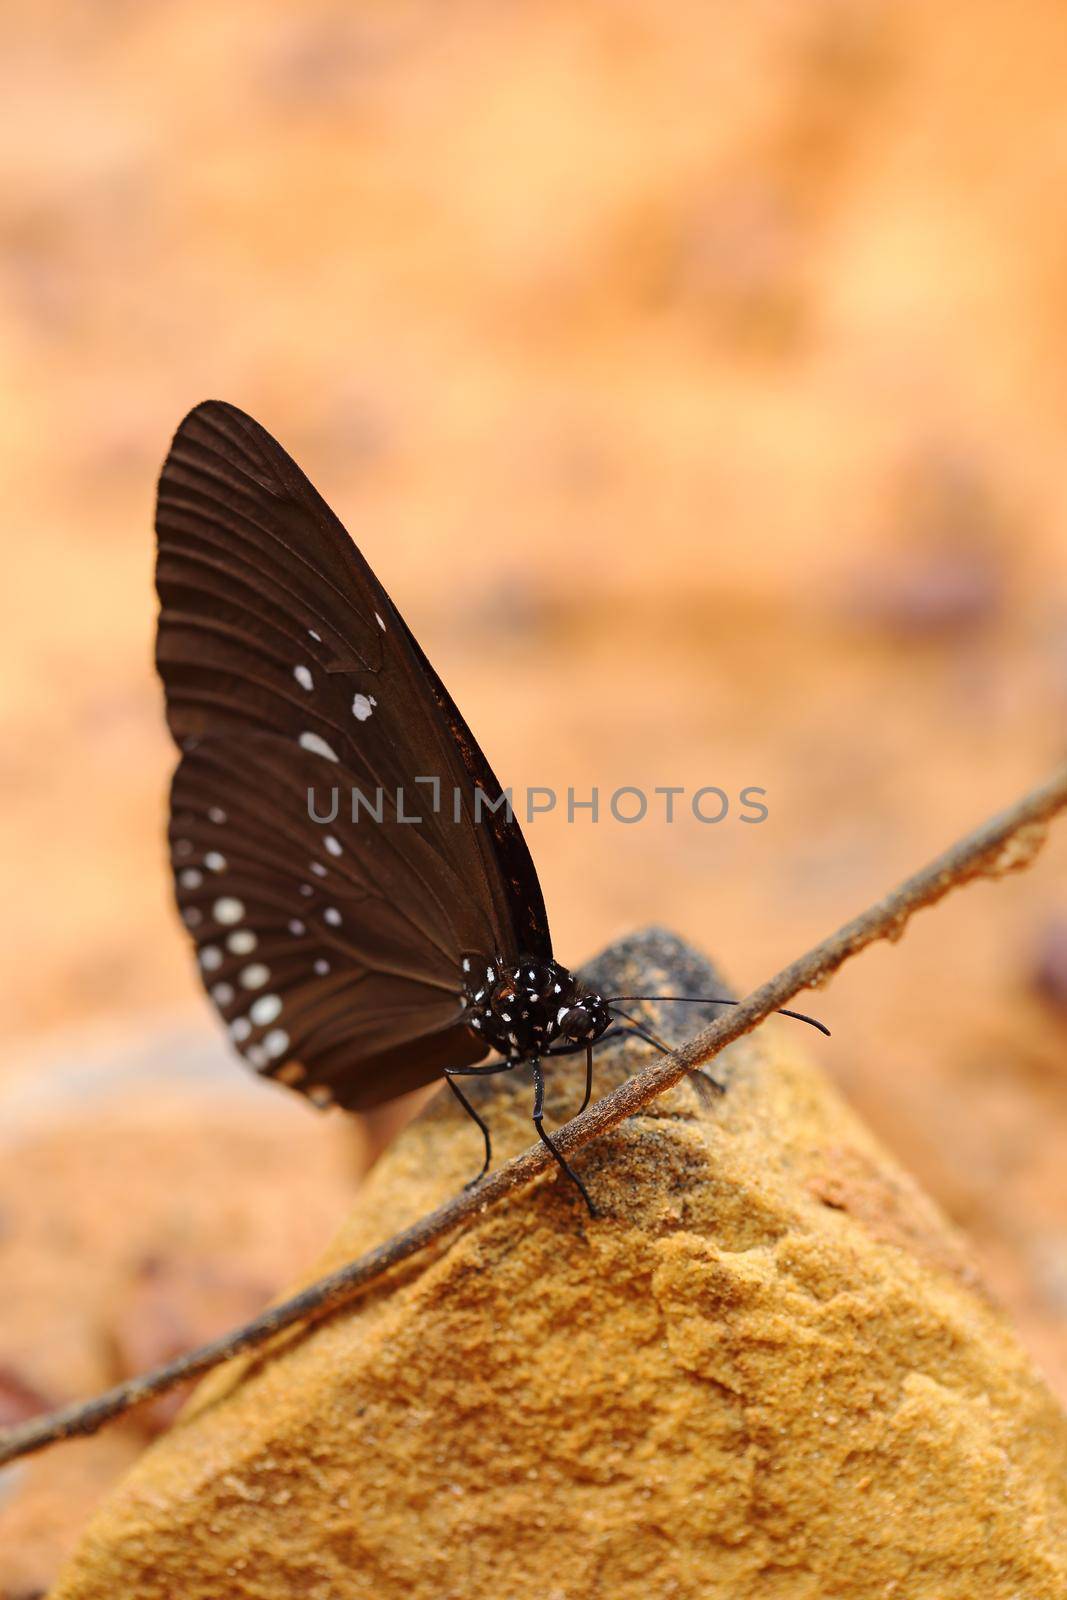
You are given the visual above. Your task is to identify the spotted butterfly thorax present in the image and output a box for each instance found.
[155,401,623,1206]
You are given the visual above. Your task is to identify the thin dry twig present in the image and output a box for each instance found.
[3,762,1066,1469]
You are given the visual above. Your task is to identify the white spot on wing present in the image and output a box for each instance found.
[179,868,202,889]
[314,958,330,975]
[182,908,202,927]
[293,665,313,691]
[208,806,227,825]
[324,835,342,856]
[299,731,339,762]
[308,628,322,642]
[251,994,282,1026]
[204,851,227,872]
[211,982,235,1007]
[310,862,327,877]
[174,839,193,858]
[351,694,376,722]
[231,1017,252,1042]
[199,946,222,971]
[263,1029,289,1060]
[323,907,341,927]
[213,897,244,925]
[227,930,256,955]
[288,918,305,936]
[240,963,271,989]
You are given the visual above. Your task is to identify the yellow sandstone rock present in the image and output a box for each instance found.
[53,932,1067,1599]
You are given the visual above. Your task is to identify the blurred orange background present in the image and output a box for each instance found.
[3,0,1067,1588]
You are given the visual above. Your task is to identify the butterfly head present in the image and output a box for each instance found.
[555,992,611,1045]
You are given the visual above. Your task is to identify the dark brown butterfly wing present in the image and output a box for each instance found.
[155,400,550,1109]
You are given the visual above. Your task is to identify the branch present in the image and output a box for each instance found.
[3,763,1065,1469]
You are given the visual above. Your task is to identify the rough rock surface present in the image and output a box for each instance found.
[53,931,1067,1599]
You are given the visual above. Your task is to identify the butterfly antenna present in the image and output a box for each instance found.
[605,995,830,1038]
[607,1006,726,1100]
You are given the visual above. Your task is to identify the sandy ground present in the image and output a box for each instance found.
[2,0,1067,1588]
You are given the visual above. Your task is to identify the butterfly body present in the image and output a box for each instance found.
[154,399,621,1210]
[461,955,611,1062]
[155,402,827,1216]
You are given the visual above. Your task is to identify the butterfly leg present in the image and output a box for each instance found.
[535,1038,593,1115]
[531,1057,597,1218]
[607,1019,725,1095]
[578,1041,594,1115]
[445,1061,518,1185]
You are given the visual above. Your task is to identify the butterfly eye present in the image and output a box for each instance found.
[559,1006,597,1040]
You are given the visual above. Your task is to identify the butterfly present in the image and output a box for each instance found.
[155,401,825,1215]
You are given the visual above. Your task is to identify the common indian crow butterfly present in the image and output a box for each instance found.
[155,401,825,1214]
